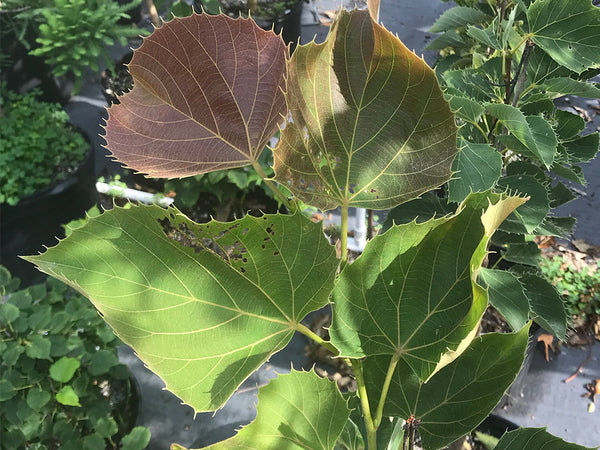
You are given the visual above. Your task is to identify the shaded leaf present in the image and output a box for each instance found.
[0,379,17,401]
[443,68,496,103]
[206,370,350,449]
[330,192,525,380]
[25,335,51,360]
[104,14,288,178]
[430,6,489,33]
[26,388,51,411]
[445,90,486,124]
[448,141,502,203]
[88,350,119,376]
[550,163,585,185]
[495,427,595,450]
[382,193,456,231]
[121,426,152,450]
[94,417,118,438]
[274,9,458,210]
[26,205,338,412]
[366,326,530,450]
[424,31,470,51]
[541,77,600,99]
[335,418,365,450]
[503,241,542,266]
[526,47,572,85]
[528,0,600,74]
[497,174,550,233]
[554,110,585,141]
[478,268,529,331]
[486,103,557,167]
[521,273,567,338]
[549,181,576,208]
[562,133,600,163]
[534,216,576,238]
[467,23,501,50]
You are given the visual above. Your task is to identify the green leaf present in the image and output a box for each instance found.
[448,141,502,203]
[168,0,193,18]
[88,350,119,376]
[0,379,17,401]
[562,133,600,163]
[94,416,118,438]
[56,386,81,407]
[478,268,530,331]
[494,427,595,450]
[330,192,525,380]
[26,205,338,412]
[549,181,576,208]
[25,335,52,360]
[382,193,455,231]
[206,370,350,449]
[497,174,550,233]
[526,47,573,85]
[503,241,542,266]
[521,273,567,339]
[541,77,600,99]
[534,216,576,238]
[26,388,51,411]
[430,6,489,33]
[486,103,557,167]
[550,163,585,185]
[528,0,600,74]
[83,433,106,450]
[554,110,585,141]
[445,90,486,123]
[467,23,502,50]
[49,357,81,382]
[121,426,152,450]
[424,30,469,51]
[443,68,496,103]
[0,302,20,323]
[335,418,365,450]
[366,326,530,450]
[273,9,458,210]
[104,14,288,178]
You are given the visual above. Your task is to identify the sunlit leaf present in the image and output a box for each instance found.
[26,206,338,412]
[273,9,458,210]
[365,326,530,450]
[494,427,595,450]
[205,370,350,449]
[528,0,600,74]
[445,90,486,124]
[503,241,542,266]
[330,192,525,381]
[104,14,288,178]
[541,77,600,99]
[497,174,550,233]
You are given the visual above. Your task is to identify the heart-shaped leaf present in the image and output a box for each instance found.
[364,326,530,450]
[26,206,338,412]
[204,370,350,449]
[528,0,600,74]
[104,14,288,178]
[273,9,458,211]
[330,192,525,380]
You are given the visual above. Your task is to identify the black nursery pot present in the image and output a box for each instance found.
[263,0,304,52]
[0,145,98,287]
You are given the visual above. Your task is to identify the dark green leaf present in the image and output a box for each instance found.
[366,327,530,449]
[424,31,469,51]
[335,418,365,450]
[494,427,595,450]
[0,302,20,323]
[445,90,486,123]
[503,241,542,266]
[521,273,567,338]
[382,193,455,231]
[528,0,600,74]
[478,268,529,331]
[562,133,600,163]
[497,174,550,233]
[549,182,576,208]
[430,6,489,32]
[26,388,51,411]
[0,379,17,401]
[534,216,576,238]
[550,163,585,185]
[83,433,106,450]
[25,335,52,360]
[541,77,600,99]
[448,141,502,203]
[121,426,152,450]
[88,350,119,376]
[467,23,501,50]
[554,110,585,141]
[94,416,118,438]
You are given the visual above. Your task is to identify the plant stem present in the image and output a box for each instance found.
[340,204,349,264]
[352,359,377,449]
[294,322,340,356]
[145,0,161,28]
[373,353,399,429]
[251,160,297,212]
[511,41,535,107]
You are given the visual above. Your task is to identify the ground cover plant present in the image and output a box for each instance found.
[0,266,150,449]
[27,0,600,448]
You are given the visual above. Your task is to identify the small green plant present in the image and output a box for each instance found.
[27,1,599,449]
[540,255,600,321]
[0,87,88,206]
[27,0,145,91]
[0,266,151,449]
[197,0,299,18]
